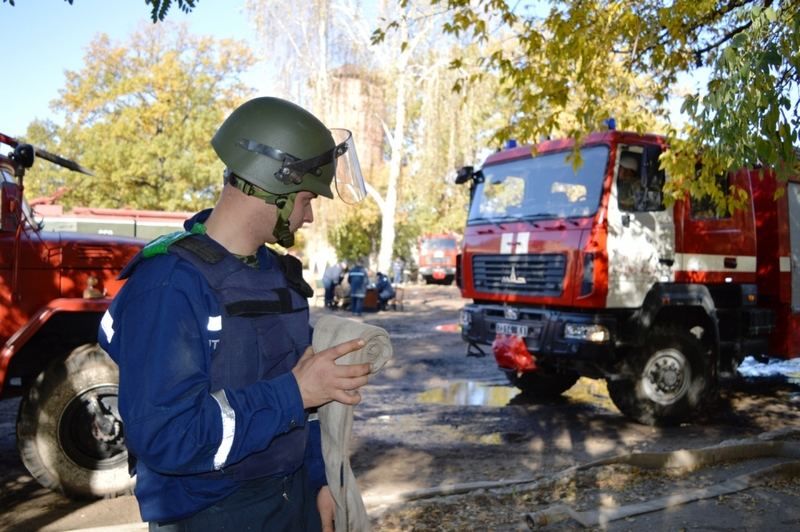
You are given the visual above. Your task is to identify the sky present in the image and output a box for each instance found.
[1,0,269,138]
[0,0,704,142]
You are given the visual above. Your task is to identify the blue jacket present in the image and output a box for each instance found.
[375,272,395,301]
[347,265,368,297]
[99,210,323,523]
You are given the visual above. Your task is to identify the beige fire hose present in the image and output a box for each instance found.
[312,315,393,532]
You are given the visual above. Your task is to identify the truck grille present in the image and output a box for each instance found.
[472,254,566,296]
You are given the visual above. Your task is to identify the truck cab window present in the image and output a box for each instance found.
[617,146,665,212]
[640,145,666,211]
[617,152,642,212]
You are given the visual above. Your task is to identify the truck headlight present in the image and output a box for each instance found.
[564,323,609,343]
[459,310,472,327]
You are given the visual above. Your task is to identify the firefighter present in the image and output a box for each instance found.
[375,271,396,311]
[322,260,347,308]
[347,258,368,316]
[99,97,370,531]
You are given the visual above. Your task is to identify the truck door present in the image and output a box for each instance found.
[606,144,674,308]
[790,182,800,311]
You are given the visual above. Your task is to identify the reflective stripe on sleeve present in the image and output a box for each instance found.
[101,311,115,343]
[210,389,236,469]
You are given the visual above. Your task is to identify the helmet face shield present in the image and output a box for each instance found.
[331,129,367,204]
[211,97,366,203]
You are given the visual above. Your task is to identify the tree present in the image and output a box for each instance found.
[143,0,198,21]
[324,0,501,273]
[1,0,200,22]
[246,0,377,274]
[328,202,381,262]
[22,23,255,211]
[386,0,799,210]
[245,1,519,272]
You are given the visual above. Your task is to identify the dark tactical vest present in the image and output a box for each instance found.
[125,232,313,481]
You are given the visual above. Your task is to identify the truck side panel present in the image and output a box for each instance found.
[673,170,758,285]
[752,172,800,358]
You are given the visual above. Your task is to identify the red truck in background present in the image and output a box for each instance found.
[456,128,799,425]
[418,233,459,284]
[34,203,191,240]
[0,133,143,498]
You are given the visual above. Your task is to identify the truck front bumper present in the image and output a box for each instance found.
[460,303,619,370]
[419,266,456,279]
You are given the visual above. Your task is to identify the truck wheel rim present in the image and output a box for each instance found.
[58,384,128,471]
[641,348,690,405]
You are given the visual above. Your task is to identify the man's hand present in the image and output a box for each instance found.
[317,485,335,532]
[292,339,371,408]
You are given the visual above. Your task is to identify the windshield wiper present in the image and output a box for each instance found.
[509,213,583,228]
[467,216,507,230]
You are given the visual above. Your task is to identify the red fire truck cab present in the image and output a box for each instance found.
[456,130,798,425]
[1,134,143,498]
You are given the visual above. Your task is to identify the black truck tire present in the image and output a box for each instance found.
[506,370,579,399]
[16,343,134,499]
[608,325,714,426]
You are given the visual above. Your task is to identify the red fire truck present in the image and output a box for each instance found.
[418,233,459,284]
[456,129,799,425]
[0,133,143,498]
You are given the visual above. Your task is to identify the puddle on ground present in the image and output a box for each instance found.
[417,381,519,407]
[417,378,616,411]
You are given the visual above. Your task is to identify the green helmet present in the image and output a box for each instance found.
[210,97,366,247]
[211,97,337,199]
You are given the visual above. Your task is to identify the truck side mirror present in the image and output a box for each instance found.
[1,181,21,232]
[14,144,35,169]
[455,166,474,185]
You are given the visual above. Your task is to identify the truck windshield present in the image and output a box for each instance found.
[421,238,457,251]
[467,145,609,223]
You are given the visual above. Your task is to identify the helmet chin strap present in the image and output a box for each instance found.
[226,171,297,248]
[271,193,297,248]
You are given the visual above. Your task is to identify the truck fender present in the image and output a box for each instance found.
[0,297,111,396]
[631,283,720,356]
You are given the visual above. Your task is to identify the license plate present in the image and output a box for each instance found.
[496,322,529,337]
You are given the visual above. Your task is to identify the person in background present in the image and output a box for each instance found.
[99,97,370,531]
[322,261,346,309]
[375,272,395,311]
[392,257,405,285]
[347,259,367,316]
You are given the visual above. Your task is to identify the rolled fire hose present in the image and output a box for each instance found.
[312,314,393,532]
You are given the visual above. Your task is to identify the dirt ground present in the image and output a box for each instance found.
[350,286,800,531]
[1,283,799,531]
